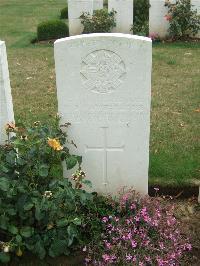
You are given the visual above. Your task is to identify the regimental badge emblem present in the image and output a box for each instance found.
[80,49,126,94]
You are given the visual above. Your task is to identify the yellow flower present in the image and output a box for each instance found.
[16,247,22,257]
[47,138,63,151]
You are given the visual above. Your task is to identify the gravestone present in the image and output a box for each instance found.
[0,41,14,144]
[54,33,152,195]
[93,0,103,10]
[149,0,170,39]
[191,0,200,38]
[108,0,133,34]
[68,0,93,36]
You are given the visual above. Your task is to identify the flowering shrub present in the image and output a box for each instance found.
[132,0,150,36]
[165,0,200,39]
[0,118,113,263]
[86,189,192,265]
[149,32,160,42]
[80,9,116,34]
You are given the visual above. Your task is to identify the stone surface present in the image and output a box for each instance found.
[93,0,103,10]
[68,0,93,36]
[0,41,14,144]
[54,33,152,195]
[108,0,133,34]
[149,0,170,39]
[191,0,200,38]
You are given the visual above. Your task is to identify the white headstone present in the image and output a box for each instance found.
[108,0,133,34]
[54,33,152,195]
[68,0,93,36]
[191,0,200,38]
[0,41,14,144]
[149,0,170,39]
[93,0,104,10]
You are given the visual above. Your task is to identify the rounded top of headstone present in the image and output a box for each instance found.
[54,33,152,45]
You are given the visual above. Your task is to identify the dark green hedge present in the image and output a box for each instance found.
[37,20,68,41]
[60,6,68,19]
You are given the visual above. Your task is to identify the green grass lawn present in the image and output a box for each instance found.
[0,0,199,187]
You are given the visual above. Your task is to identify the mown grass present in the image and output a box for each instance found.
[0,0,199,187]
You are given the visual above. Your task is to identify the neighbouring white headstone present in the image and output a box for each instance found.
[54,33,152,195]
[0,41,14,144]
[68,0,93,36]
[93,0,103,10]
[191,0,200,38]
[108,0,133,34]
[149,0,170,39]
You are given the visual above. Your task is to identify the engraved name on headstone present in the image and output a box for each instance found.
[54,33,152,195]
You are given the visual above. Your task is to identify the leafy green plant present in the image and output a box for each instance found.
[165,0,200,39]
[0,119,113,263]
[80,9,116,34]
[37,20,68,41]
[132,0,150,36]
[60,6,68,19]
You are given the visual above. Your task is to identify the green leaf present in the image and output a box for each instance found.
[16,235,22,243]
[76,155,82,166]
[66,155,77,170]
[7,208,17,216]
[49,240,68,257]
[6,150,16,165]
[0,165,9,173]
[0,252,10,263]
[0,177,10,192]
[17,157,26,166]
[34,241,46,259]
[38,164,49,177]
[20,226,34,238]
[24,202,34,211]
[56,218,69,228]
[82,179,92,188]
[0,215,9,230]
[67,224,77,246]
[8,225,18,235]
[72,217,81,225]
[35,205,44,221]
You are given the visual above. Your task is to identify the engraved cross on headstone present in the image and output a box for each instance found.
[85,127,125,188]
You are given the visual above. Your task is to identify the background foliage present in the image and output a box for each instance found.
[165,0,200,39]
[80,9,116,34]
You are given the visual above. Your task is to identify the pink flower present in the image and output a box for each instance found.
[145,256,151,262]
[132,256,136,262]
[131,239,137,248]
[102,254,110,262]
[164,14,172,21]
[126,254,132,261]
[85,257,91,263]
[102,217,108,223]
[130,203,136,210]
[159,242,164,250]
[184,243,192,251]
